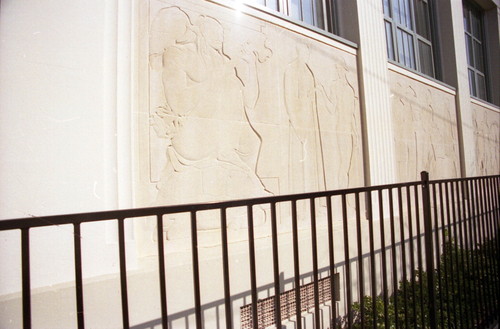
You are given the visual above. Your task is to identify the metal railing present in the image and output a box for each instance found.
[0,172,498,329]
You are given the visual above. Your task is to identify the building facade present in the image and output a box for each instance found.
[0,0,498,327]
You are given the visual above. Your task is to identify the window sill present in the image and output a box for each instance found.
[470,97,500,113]
[387,61,456,96]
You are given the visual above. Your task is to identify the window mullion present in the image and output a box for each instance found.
[282,0,289,15]
[387,0,400,63]
[408,0,420,72]
[392,21,400,63]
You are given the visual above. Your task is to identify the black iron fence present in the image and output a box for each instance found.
[0,172,498,329]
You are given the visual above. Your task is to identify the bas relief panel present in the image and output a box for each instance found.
[138,0,363,246]
[472,104,500,175]
[390,72,460,181]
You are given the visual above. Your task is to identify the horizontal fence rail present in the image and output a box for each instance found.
[0,172,498,329]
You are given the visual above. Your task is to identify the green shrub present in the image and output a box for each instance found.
[342,233,499,329]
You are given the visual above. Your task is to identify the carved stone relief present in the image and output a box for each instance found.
[472,103,500,175]
[390,71,460,181]
[138,0,363,247]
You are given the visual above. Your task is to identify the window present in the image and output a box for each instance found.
[246,0,335,33]
[383,0,436,77]
[463,1,488,101]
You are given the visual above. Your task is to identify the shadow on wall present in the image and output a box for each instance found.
[131,234,429,329]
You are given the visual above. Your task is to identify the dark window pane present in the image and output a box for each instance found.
[415,0,430,39]
[463,3,471,32]
[397,0,409,27]
[397,28,405,63]
[393,0,401,24]
[265,0,279,11]
[399,30,415,69]
[303,0,314,25]
[473,39,484,72]
[468,69,477,96]
[477,73,487,100]
[471,9,481,38]
[313,0,324,29]
[385,21,396,60]
[403,0,412,29]
[407,33,415,68]
[383,0,391,16]
[465,34,474,66]
[418,40,434,76]
[290,0,301,20]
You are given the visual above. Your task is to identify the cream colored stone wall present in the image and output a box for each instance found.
[135,0,364,244]
[472,102,500,175]
[389,70,461,182]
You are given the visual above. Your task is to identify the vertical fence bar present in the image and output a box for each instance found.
[355,193,365,329]
[21,228,31,329]
[431,183,444,329]
[342,194,352,329]
[450,181,465,326]
[377,189,389,329]
[438,182,452,327]
[405,186,416,328]
[490,177,500,312]
[270,202,282,328]
[487,178,497,323]
[310,198,321,329]
[480,179,494,321]
[118,219,130,329]
[388,188,399,329]
[291,200,302,329]
[366,191,377,329]
[444,182,458,328]
[472,179,487,321]
[220,208,232,329]
[73,222,85,329]
[420,172,436,329]
[156,214,169,329]
[397,187,409,329]
[487,178,500,308]
[461,179,473,328]
[455,180,470,329]
[247,205,259,329]
[482,178,494,323]
[436,183,451,328]
[327,196,338,328]
[466,179,480,326]
[484,178,495,320]
[413,185,425,327]
[190,211,202,329]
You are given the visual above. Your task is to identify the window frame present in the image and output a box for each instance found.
[246,0,337,34]
[383,0,437,78]
[463,1,490,102]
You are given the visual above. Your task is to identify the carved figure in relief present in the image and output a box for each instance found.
[317,62,358,188]
[474,111,499,175]
[149,7,270,233]
[284,44,326,193]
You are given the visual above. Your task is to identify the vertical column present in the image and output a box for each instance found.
[448,0,477,177]
[104,0,136,241]
[355,0,396,186]
[116,0,134,210]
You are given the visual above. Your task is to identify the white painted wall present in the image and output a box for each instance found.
[0,0,136,298]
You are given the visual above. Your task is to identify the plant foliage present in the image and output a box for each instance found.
[340,233,499,329]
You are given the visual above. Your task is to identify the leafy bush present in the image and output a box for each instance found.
[340,234,499,329]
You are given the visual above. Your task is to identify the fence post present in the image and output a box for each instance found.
[421,171,437,329]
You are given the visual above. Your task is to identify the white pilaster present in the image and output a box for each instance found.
[355,0,396,186]
[449,0,477,177]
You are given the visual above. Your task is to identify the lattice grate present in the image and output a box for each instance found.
[240,274,339,329]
